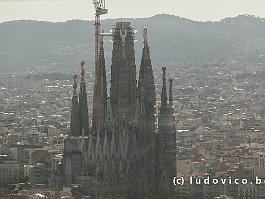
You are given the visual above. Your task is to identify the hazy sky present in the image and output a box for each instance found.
[1,0,265,22]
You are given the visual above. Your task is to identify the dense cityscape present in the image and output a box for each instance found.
[1,1,265,199]
[1,59,265,198]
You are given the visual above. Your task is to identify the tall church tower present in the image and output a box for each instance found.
[63,62,89,185]
[137,27,158,199]
[110,22,137,120]
[158,67,176,199]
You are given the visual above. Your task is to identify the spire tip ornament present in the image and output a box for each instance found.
[143,26,148,43]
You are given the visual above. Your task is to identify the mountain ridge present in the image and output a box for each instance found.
[1,14,263,24]
[1,14,265,72]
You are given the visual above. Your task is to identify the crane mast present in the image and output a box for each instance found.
[94,0,107,61]
[92,0,108,130]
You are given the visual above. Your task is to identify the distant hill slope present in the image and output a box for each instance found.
[1,14,265,72]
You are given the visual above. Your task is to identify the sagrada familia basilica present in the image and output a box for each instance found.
[52,22,176,199]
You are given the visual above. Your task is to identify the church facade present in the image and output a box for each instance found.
[61,22,176,199]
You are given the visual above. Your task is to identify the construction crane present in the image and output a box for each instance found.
[93,0,107,64]
[92,0,108,130]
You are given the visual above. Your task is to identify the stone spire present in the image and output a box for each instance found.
[161,67,168,109]
[138,27,156,119]
[79,61,90,136]
[137,26,159,199]
[169,79,173,107]
[70,74,80,136]
[92,34,107,131]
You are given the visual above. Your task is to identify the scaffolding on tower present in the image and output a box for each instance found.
[92,0,108,130]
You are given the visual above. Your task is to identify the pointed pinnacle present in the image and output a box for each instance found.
[80,61,85,81]
[73,75,77,90]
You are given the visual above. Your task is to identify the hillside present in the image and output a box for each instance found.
[0,14,265,72]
